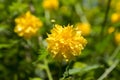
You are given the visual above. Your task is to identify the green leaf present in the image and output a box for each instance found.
[9,2,28,16]
[73,62,87,68]
[69,65,100,75]
[38,47,48,61]
[29,77,42,80]
[0,3,4,9]
[0,40,18,49]
[0,44,12,49]
[0,24,9,33]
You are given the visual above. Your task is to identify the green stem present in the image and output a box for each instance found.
[45,10,50,24]
[101,0,112,36]
[97,45,120,80]
[62,60,72,79]
[44,59,53,80]
[14,74,17,80]
[75,3,89,23]
[97,59,119,80]
[57,62,62,79]
[109,45,120,61]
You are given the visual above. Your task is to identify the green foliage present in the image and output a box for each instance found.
[29,77,42,80]
[38,47,48,61]
[69,64,100,75]
[0,0,120,80]
[9,1,28,16]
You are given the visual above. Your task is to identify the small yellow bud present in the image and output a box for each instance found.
[75,23,91,36]
[51,19,56,23]
[108,27,115,34]
[42,0,59,10]
[115,32,120,45]
[111,13,120,23]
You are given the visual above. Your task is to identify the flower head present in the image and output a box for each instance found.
[46,24,87,61]
[42,0,59,10]
[111,13,120,23]
[14,11,43,39]
[75,23,91,36]
[108,27,115,34]
[115,32,120,45]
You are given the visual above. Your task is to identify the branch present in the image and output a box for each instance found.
[101,0,112,36]
[97,59,119,80]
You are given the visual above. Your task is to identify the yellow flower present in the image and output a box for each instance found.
[115,32,120,45]
[42,0,59,10]
[75,23,91,36]
[108,27,115,34]
[14,11,43,39]
[111,0,119,8]
[116,2,120,12]
[111,13,120,23]
[46,24,87,61]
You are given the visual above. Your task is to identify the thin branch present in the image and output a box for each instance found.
[97,45,120,80]
[97,59,119,80]
[101,0,112,36]
[75,3,89,23]
[109,45,120,61]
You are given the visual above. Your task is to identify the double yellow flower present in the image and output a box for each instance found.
[14,11,43,39]
[46,24,87,61]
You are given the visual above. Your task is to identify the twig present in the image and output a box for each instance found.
[75,3,89,23]
[101,0,112,36]
[97,59,119,80]
[109,45,120,61]
[98,45,120,80]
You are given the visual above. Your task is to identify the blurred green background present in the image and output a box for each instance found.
[0,0,120,80]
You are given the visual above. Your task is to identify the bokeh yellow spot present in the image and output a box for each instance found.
[115,32,120,45]
[108,27,115,34]
[75,23,91,36]
[111,13,120,23]
[42,0,59,10]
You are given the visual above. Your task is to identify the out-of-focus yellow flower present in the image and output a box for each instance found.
[111,0,119,8]
[14,11,43,39]
[75,23,91,36]
[46,24,87,61]
[116,2,120,12]
[108,27,115,34]
[42,0,59,10]
[60,6,71,16]
[111,13,120,23]
[115,32,120,45]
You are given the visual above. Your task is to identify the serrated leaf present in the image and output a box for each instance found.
[38,47,48,61]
